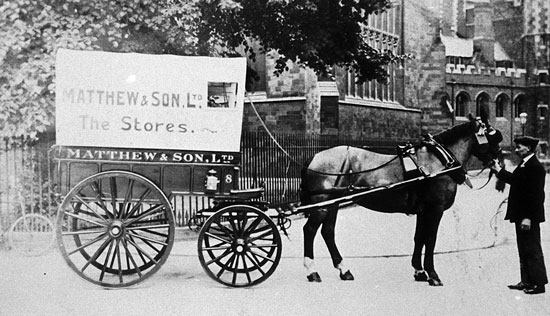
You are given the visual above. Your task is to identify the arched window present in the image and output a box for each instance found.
[495,94,509,118]
[539,72,549,85]
[514,94,526,118]
[455,92,470,117]
[476,92,491,119]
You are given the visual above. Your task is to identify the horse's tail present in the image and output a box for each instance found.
[299,156,314,206]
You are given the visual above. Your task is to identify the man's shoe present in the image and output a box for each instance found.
[508,282,529,290]
[524,285,545,295]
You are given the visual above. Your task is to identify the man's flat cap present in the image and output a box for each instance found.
[514,136,539,149]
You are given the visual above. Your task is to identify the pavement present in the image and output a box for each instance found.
[1,175,550,316]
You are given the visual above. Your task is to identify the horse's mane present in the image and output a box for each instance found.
[433,120,476,146]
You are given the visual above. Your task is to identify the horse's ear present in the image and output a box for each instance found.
[467,113,475,121]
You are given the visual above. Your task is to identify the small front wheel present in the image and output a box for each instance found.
[198,204,282,287]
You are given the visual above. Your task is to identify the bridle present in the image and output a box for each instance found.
[468,121,503,189]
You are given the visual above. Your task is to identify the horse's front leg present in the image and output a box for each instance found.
[422,210,444,286]
[303,208,325,282]
[412,214,428,282]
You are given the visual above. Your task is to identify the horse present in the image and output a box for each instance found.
[299,114,503,285]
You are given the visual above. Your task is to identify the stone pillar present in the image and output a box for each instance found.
[304,68,321,134]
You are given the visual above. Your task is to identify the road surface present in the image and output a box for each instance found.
[1,175,549,316]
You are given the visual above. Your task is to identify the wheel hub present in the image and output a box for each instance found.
[234,238,246,253]
[109,221,124,238]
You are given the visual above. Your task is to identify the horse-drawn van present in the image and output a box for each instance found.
[53,49,504,289]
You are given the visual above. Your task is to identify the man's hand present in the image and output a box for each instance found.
[520,218,531,231]
[490,159,502,173]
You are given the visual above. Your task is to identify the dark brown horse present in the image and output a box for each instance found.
[299,115,502,285]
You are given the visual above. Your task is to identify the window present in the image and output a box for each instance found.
[538,102,548,120]
[513,94,526,118]
[455,92,470,117]
[476,93,491,119]
[495,94,509,118]
[344,5,400,103]
[539,73,549,85]
[496,60,514,68]
[207,82,238,108]
[447,56,473,66]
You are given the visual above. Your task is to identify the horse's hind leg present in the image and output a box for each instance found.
[303,209,326,282]
[320,205,354,281]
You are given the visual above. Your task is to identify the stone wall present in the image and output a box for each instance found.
[265,53,306,98]
[338,103,422,140]
[242,98,307,133]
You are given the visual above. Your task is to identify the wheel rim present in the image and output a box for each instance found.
[56,171,175,287]
[9,214,55,257]
[198,205,282,287]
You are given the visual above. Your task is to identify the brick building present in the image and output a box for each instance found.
[244,0,550,153]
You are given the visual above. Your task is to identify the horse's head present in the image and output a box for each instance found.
[468,113,503,166]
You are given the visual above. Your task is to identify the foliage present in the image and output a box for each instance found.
[0,0,405,144]
[194,0,405,83]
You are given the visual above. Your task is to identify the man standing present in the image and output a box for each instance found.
[492,136,547,294]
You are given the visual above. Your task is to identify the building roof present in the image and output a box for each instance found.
[441,35,473,57]
[441,35,512,61]
[494,42,511,61]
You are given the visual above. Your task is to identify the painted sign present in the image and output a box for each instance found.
[54,146,241,165]
[55,49,246,152]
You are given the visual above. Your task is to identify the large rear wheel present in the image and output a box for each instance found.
[56,171,175,287]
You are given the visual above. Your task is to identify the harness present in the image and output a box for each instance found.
[397,134,466,184]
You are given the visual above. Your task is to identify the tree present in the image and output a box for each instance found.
[0,0,401,144]
[194,0,403,82]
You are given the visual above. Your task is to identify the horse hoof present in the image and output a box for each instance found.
[340,270,354,281]
[428,279,443,286]
[414,271,428,282]
[307,272,322,282]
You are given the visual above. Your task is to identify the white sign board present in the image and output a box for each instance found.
[55,49,246,152]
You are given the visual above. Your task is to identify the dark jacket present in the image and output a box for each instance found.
[497,156,546,223]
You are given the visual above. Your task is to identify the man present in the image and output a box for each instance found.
[492,136,548,294]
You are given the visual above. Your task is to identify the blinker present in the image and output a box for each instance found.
[475,126,488,145]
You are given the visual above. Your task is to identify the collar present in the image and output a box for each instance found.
[521,153,535,166]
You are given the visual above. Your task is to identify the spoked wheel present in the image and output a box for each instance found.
[56,171,175,287]
[198,204,282,287]
[9,214,55,256]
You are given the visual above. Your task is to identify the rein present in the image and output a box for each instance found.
[248,96,399,176]
[468,166,493,190]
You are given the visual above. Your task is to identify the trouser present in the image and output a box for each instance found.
[515,222,548,286]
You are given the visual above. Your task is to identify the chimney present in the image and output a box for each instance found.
[473,1,495,65]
